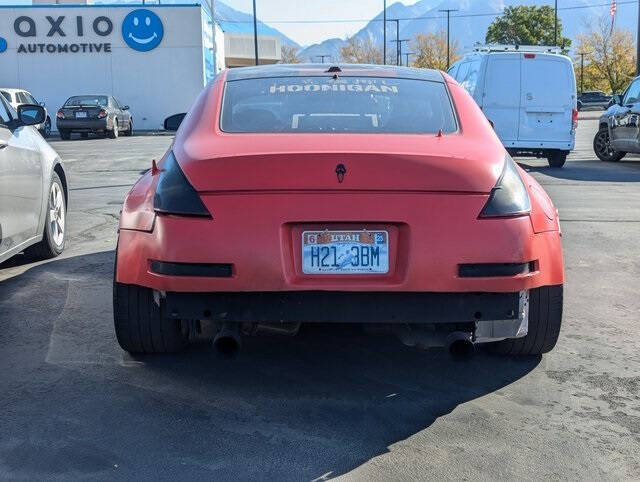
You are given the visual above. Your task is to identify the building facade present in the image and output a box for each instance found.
[0,3,224,130]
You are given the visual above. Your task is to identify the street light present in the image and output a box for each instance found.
[554,0,558,46]
[383,0,386,65]
[578,51,589,94]
[438,9,458,69]
[252,0,258,66]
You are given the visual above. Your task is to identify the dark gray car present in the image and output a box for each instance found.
[577,91,611,111]
[593,77,640,162]
[56,95,132,140]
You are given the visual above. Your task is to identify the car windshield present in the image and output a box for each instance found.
[64,95,108,107]
[220,76,457,134]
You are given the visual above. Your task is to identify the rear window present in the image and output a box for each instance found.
[64,95,108,107]
[220,76,457,134]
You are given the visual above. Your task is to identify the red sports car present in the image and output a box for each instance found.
[114,64,563,357]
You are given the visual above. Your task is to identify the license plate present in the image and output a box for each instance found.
[302,230,389,274]
[75,111,87,118]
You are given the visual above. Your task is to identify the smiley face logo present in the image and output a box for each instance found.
[122,9,163,52]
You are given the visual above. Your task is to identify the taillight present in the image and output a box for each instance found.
[98,109,107,119]
[572,108,578,130]
[56,110,64,119]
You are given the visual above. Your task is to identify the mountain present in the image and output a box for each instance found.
[298,0,638,62]
[215,1,300,48]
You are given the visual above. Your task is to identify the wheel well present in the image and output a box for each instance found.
[53,163,68,206]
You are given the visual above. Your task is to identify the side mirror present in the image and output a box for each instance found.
[122,105,130,110]
[164,113,187,131]
[17,104,45,126]
[612,94,622,106]
[40,102,46,107]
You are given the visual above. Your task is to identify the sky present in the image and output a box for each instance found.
[222,1,419,46]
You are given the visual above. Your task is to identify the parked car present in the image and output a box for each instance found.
[0,87,52,138]
[577,91,611,111]
[593,76,640,162]
[448,45,577,168]
[56,95,132,140]
[113,64,564,358]
[0,95,67,263]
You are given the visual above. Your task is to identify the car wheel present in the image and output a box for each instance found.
[109,118,119,139]
[24,172,66,260]
[40,117,51,138]
[124,119,133,136]
[546,150,567,168]
[489,285,563,356]
[113,276,189,354]
[593,127,626,161]
[59,129,71,140]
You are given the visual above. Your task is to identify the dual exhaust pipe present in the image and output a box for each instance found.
[212,322,475,358]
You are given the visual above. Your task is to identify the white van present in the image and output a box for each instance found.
[448,45,577,168]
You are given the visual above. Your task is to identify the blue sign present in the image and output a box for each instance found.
[0,37,7,54]
[121,9,163,52]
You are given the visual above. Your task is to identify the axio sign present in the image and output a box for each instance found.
[0,9,163,55]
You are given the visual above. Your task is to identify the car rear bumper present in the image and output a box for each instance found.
[504,140,575,152]
[56,118,109,131]
[116,191,564,293]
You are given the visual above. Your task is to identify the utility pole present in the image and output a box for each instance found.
[252,0,259,66]
[554,0,558,46]
[315,54,331,64]
[580,52,585,94]
[404,51,415,67]
[637,0,640,75]
[388,19,400,65]
[383,0,386,65]
[439,9,458,69]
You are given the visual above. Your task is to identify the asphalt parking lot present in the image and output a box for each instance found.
[1,117,639,480]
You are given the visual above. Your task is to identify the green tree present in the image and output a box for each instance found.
[486,5,571,49]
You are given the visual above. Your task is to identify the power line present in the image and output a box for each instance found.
[216,1,637,25]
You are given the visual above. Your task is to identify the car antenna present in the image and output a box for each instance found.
[436,128,443,137]
[151,159,160,175]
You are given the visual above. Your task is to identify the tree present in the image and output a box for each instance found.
[486,5,571,49]
[575,17,635,94]
[280,45,301,64]
[340,36,383,64]
[411,31,460,70]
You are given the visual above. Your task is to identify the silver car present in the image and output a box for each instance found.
[0,95,68,264]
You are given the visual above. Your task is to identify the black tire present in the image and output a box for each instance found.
[59,129,71,140]
[546,150,567,168]
[108,118,119,139]
[593,127,626,162]
[113,278,189,354]
[489,285,563,356]
[124,119,133,136]
[24,172,66,260]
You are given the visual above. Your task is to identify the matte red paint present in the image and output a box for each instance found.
[116,69,564,293]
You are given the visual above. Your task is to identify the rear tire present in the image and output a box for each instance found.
[489,285,563,356]
[593,127,626,162]
[547,150,567,168]
[113,279,189,354]
[124,119,133,136]
[59,129,71,140]
[24,172,66,260]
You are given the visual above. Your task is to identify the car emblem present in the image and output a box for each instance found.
[335,163,347,183]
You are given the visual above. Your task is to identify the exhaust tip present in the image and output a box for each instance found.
[446,332,475,358]
[213,322,241,359]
